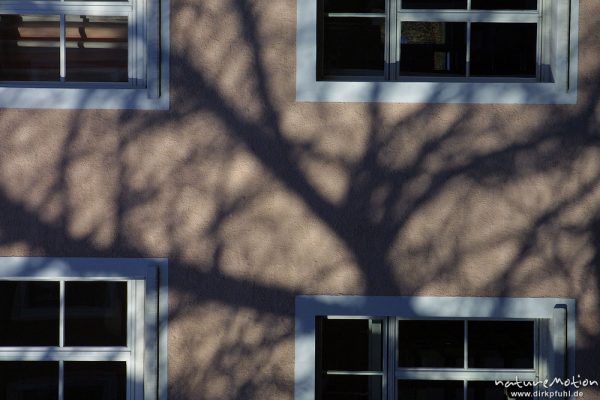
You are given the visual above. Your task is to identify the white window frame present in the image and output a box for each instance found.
[0,257,168,400]
[296,0,578,104]
[0,0,169,109]
[295,295,576,400]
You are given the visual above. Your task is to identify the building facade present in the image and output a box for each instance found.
[0,0,599,399]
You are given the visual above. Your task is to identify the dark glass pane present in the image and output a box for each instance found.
[0,362,58,400]
[320,318,383,371]
[324,0,385,13]
[0,15,60,81]
[400,22,466,76]
[471,0,537,10]
[0,281,59,346]
[468,381,533,400]
[468,321,534,368]
[321,17,385,78]
[320,375,382,400]
[65,281,127,346]
[398,320,463,367]
[402,0,467,9]
[65,15,128,82]
[64,362,126,400]
[470,23,537,77]
[397,380,464,400]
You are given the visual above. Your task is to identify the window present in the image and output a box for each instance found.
[296,0,578,103]
[0,0,168,109]
[295,296,575,400]
[0,257,168,400]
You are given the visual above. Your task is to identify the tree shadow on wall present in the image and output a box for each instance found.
[1,0,600,398]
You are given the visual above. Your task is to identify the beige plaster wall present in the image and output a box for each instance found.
[0,0,600,398]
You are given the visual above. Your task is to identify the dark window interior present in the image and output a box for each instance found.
[400,22,466,76]
[0,362,58,400]
[470,23,537,77]
[467,381,533,400]
[320,375,382,400]
[471,0,537,10]
[468,321,534,368]
[64,281,127,346]
[0,281,59,346]
[320,17,385,78]
[65,15,128,82]
[397,380,464,400]
[320,318,382,371]
[402,0,467,9]
[64,362,126,400]
[397,320,464,368]
[324,0,385,13]
[0,15,60,81]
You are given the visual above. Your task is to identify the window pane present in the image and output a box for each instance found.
[468,381,533,400]
[320,318,383,371]
[397,320,463,367]
[402,0,467,9]
[397,380,464,400]
[0,362,58,400]
[0,281,59,346]
[65,15,128,82]
[64,281,127,346]
[64,362,126,400]
[470,23,537,77]
[320,375,382,400]
[400,22,466,76]
[471,0,537,10]
[321,17,385,78]
[0,15,60,81]
[324,0,385,13]
[468,321,534,368]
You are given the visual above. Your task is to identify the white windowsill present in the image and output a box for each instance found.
[0,87,169,110]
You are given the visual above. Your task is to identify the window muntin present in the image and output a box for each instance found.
[296,296,575,400]
[0,258,166,400]
[318,0,543,81]
[0,9,135,86]
[0,0,167,109]
[316,316,537,400]
[0,279,135,400]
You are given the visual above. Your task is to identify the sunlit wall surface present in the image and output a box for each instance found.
[0,0,599,399]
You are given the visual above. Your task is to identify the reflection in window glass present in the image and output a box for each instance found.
[402,0,467,9]
[0,281,59,346]
[400,22,466,76]
[66,15,128,82]
[471,0,537,10]
[470,23,537,77]
[65,281,127,346]
[468,321,534,368]
[397,380,464,400]
[0,362,58,400]
[321,17,385,78]
[320,375,382,400]
[398,320,463,367]
[64,362,126,400]
[468,381,533,400]
[324,0,385,13]
[320,318,383,371]
[0,15,60,81]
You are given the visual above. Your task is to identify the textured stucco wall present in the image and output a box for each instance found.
[0,0,600,399]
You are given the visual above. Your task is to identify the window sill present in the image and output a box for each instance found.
[295,80,577,104]
[0,86,169,110]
